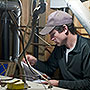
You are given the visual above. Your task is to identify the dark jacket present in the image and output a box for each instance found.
[34,35,90,90]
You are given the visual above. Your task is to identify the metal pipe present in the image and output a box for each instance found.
[0,1,21,61]
[64,0,90,34]
[1,11,10,60]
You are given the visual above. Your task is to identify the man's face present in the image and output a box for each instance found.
[49,29,66,46]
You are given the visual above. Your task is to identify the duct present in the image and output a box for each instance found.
[0,1,21,61]
[50,0,67,8]
[1,11,10,60]
[11,1,22,62]
[64,0,90,35]
[0,1,20,11]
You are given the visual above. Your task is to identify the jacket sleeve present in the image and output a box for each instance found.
[34,46,59,76]
[59,79,90,90]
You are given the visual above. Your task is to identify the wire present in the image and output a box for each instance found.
[35,33,51,46]
[18,29,52,85]
[8,11,18,27]
[24,57,51,85]
[17,0,22,17]
[19,30,37,77]
[24,57,53,90]
[18,0,46,62]
[18,25,35,61]
[20,30,40,77]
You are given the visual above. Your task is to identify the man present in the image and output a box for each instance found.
[23,10,90,89]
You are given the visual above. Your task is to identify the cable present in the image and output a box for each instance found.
[20,30,39,77]
[18,29,52,86]
[24,57,51,84]
[8,11,18,27]
[17,0,22,17]
[18,0,46,62]
[18,25,35,61]
[35,33,51,46]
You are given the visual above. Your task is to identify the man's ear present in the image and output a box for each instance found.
[63,25,68,35]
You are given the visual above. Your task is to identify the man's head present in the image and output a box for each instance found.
[40,10,77,46]
[39,10,73,35]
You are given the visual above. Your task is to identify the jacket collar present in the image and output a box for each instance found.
[71,34,81,53]
[63,34,81,53]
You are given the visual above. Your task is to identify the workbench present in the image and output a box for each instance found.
[0,80,68,90]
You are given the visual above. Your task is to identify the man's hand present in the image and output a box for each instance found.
[23,54,37,66]
[42,80,59,87]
